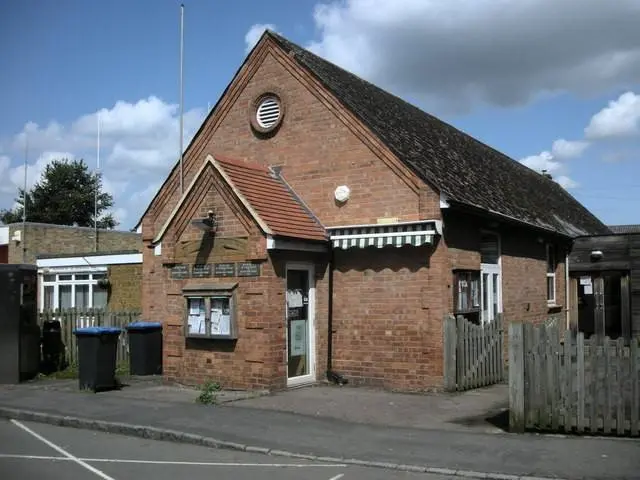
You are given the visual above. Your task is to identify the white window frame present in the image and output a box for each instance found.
[480,230,503,325]
[546,244,557,305]
[40,268,109,312]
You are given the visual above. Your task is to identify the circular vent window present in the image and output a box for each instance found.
[256,96,281,129]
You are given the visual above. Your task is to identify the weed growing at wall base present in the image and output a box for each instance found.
[196,381,222,405]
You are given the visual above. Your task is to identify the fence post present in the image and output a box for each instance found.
[509,322,525,432]
[443,314,457,391]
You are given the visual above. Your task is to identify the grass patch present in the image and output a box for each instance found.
[196,381,222,405]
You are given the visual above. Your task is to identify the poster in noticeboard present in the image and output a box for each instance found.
[210,297,231,335]
[187,298,206,334]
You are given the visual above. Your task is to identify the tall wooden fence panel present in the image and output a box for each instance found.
[509,322,640,437]
[443,314,505,391]
[39,309,140,367]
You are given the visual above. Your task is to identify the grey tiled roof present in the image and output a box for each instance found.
[269,32,609,238]
[608,224,640,234]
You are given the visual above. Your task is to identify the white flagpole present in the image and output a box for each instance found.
[179,3,185,193]
[94,112,101,251]
[22,135,28,263]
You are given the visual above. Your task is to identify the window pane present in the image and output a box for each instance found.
[547,276,555,301]
[471,278,480,307]
[92,285,108,310]
[547,245,557,274]
[75,285,90,309]
[93,273,107,280]
[482,273,489,319]
[43,286,54,310]
[492,274,498,317]
[59,274,72,281]
[75,274,90,280]
[43,274,56,282]
[480,234,499,264]
[59,285,72,309]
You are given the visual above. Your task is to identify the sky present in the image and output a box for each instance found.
[1,0,639,230]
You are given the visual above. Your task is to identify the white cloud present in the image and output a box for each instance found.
[306,0,640,112]
[551,139,589,160]
[245,23,279,53]
[0,97,205,228]
[520,151,562,175]
[519,138,588,189]
[584,91,640,139]
[555,175,579,189]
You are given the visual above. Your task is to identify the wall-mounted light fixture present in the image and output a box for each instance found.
[191,210,217,234]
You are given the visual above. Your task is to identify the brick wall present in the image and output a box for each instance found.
[140,41,572,392]
[443,210,570,324]
[107,264,142,311]
[147,47,425,238]
[7,223,141,264]
[331,243,449,391]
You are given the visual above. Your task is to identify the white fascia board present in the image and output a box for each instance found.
[266,236,328,252]
[36,253,142,268]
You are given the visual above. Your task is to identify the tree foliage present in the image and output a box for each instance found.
[0,158,118,229]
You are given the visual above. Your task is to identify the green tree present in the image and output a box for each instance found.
[0,158,117,229]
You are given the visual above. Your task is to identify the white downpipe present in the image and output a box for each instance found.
[565,252,570,331]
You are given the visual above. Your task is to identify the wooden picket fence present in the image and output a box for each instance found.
[509,322,640,436]
[443,314,505,391]
[39,309,141,367]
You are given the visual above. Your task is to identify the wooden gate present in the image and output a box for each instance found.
[444,314,505,391]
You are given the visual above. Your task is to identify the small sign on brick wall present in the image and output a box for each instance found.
[214,263,236,277]
[170,264,190,279]
[237,262,260,277]
[192,264,212,278]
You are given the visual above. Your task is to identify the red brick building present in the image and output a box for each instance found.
[136,31,608,392]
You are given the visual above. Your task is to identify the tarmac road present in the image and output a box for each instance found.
[0,419,457,480]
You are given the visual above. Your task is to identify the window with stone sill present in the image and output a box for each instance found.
[183,284,238,340]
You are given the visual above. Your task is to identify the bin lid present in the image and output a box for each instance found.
[73,326,122,336]
[126,321,162,330]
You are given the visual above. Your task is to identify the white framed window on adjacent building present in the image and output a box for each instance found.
[546,244,557,305]
[40,269,109,312]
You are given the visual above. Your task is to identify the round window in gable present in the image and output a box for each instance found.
[250,93,285,135]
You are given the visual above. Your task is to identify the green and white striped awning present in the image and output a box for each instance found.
[328,221,439,250]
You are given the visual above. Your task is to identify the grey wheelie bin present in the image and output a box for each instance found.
[126,322,163,375]
[74,326,121,392]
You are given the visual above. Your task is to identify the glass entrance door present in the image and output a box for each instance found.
[286,264,315,386]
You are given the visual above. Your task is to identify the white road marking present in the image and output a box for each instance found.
[10,419,116,480]
[0,452,346,468]
[0,454,70,461]
[329,474,345,480]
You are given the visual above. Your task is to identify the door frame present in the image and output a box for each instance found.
[285,262,316,387]
[480,230,503,325]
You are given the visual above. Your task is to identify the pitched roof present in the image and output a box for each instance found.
[153,155,326,244]
[214,156,327,242]
[608,224,640,234]
[268,32,609,238]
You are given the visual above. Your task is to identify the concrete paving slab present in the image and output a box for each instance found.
[229,383,509,432]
